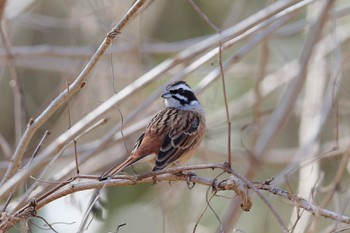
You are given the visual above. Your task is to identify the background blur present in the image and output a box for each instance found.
[1,0,350,232]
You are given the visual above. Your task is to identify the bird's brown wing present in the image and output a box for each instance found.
[152,111,202,171]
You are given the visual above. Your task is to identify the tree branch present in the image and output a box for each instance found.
[1,164,349,232]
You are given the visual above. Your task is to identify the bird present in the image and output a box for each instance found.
[99,80,206,180]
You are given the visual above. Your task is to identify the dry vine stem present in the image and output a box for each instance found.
[1,164,350,232]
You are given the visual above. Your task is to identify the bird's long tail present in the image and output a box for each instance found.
[98,156,140,181]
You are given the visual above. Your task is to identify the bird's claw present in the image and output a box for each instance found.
[185,171,196,189]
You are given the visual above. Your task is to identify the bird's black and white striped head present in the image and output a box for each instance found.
[161,81,201,110]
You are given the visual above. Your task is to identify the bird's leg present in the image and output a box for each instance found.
[121,173,138,184]
[185,171,196,189]
[99,171,137,184]
[152,174,158,184]
[174,171,197,189]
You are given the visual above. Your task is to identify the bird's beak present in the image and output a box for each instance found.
[161,91,171,99]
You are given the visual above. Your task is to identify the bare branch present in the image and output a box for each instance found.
[1,164,349,232]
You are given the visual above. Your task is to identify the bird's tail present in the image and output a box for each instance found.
[98,156,139,181]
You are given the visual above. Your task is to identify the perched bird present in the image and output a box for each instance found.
[99,81,206,180]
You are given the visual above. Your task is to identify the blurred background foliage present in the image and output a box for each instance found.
[1,0,350,232]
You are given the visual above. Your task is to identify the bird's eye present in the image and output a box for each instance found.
[178,89,184,94]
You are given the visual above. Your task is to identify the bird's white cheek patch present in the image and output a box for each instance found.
[174,94,187,101]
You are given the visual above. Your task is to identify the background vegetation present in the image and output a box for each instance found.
[1,0,350,232]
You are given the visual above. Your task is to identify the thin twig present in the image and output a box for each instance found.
[77,191,100,233]
[66,82,80,174]
[25,130,51,167]
[0,21,27,144]
[187,0,232,168]
[1,192,13,212]
[252,34,269,146]
[218,42,232,167]
[0,134,12,159]
[321,143,350,208]
[32,215,59,233]
[187,0,220,32]
[193,172,226,233]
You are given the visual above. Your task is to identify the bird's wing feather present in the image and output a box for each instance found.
[153,112,201,171]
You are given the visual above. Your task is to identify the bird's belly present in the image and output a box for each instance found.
[137,153,156,165]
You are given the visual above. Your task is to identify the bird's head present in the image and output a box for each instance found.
[161,81,201,110]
